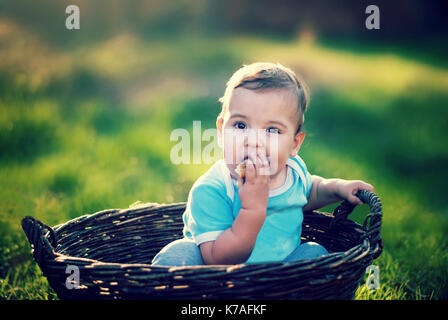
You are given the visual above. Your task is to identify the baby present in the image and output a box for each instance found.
[152,62,374,266]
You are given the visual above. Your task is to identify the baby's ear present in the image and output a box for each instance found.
[216,116,224,148]
[216,116,223,131]
[290,131,306,157]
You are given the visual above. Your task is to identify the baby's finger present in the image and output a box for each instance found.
[255,154,268,177]
[236,174,244,189]
[247,149,258,167]
[358,182,375,193]
[245,159,257,182]
[347,192,363,206]
[257,152,270,176]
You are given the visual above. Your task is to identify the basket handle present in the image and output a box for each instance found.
[331,190,383,258]
[21,216,58,266]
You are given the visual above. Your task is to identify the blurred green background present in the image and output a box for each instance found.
[1,0,447,299]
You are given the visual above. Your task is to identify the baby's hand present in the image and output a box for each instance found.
[237,155,270,213]
[335,180,375,205]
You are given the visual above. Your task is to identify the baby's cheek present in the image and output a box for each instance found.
[267,156,282,175]
[267,140,291,174]
[223,138,242,166]
[266,139,279,169]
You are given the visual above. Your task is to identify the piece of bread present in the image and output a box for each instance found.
[236,162,246,182]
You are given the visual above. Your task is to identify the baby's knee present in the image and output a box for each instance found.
[303,241,329,257]
[151,238,204,266]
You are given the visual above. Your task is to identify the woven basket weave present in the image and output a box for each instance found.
[22,190,382,300]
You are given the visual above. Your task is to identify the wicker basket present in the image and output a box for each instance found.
[21,190,382,300]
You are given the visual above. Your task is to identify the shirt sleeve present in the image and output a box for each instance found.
[183,182,234,245]
[305,166,313,199]
[293,155,313,199]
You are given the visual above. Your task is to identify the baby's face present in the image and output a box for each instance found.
[217,87,305,180]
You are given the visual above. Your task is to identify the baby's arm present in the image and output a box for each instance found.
[200,157,269,265]
[199,207,265,264]
[303,175,375,212]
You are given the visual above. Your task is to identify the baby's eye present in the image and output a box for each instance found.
[233,121,247,130]
[266,127,280,134]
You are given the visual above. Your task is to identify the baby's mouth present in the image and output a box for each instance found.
[238,155,271,165]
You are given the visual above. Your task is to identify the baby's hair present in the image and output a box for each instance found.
[219,62,310,134]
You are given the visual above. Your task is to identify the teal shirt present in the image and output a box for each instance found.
[182,156,313,263]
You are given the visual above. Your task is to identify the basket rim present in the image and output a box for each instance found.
[23,204,375,271]
[47,237,371,270]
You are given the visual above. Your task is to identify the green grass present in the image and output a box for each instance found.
[0,19,447,300]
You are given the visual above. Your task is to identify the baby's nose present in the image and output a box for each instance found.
[244,129,266,148]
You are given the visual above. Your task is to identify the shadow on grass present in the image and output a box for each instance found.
[0,117,58,164]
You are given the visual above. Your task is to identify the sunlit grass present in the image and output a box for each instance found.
[0,261,57,300]
[235,35,448,94]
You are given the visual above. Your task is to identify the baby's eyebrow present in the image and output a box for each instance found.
[229,113,247,119]
[267,120,287,128]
